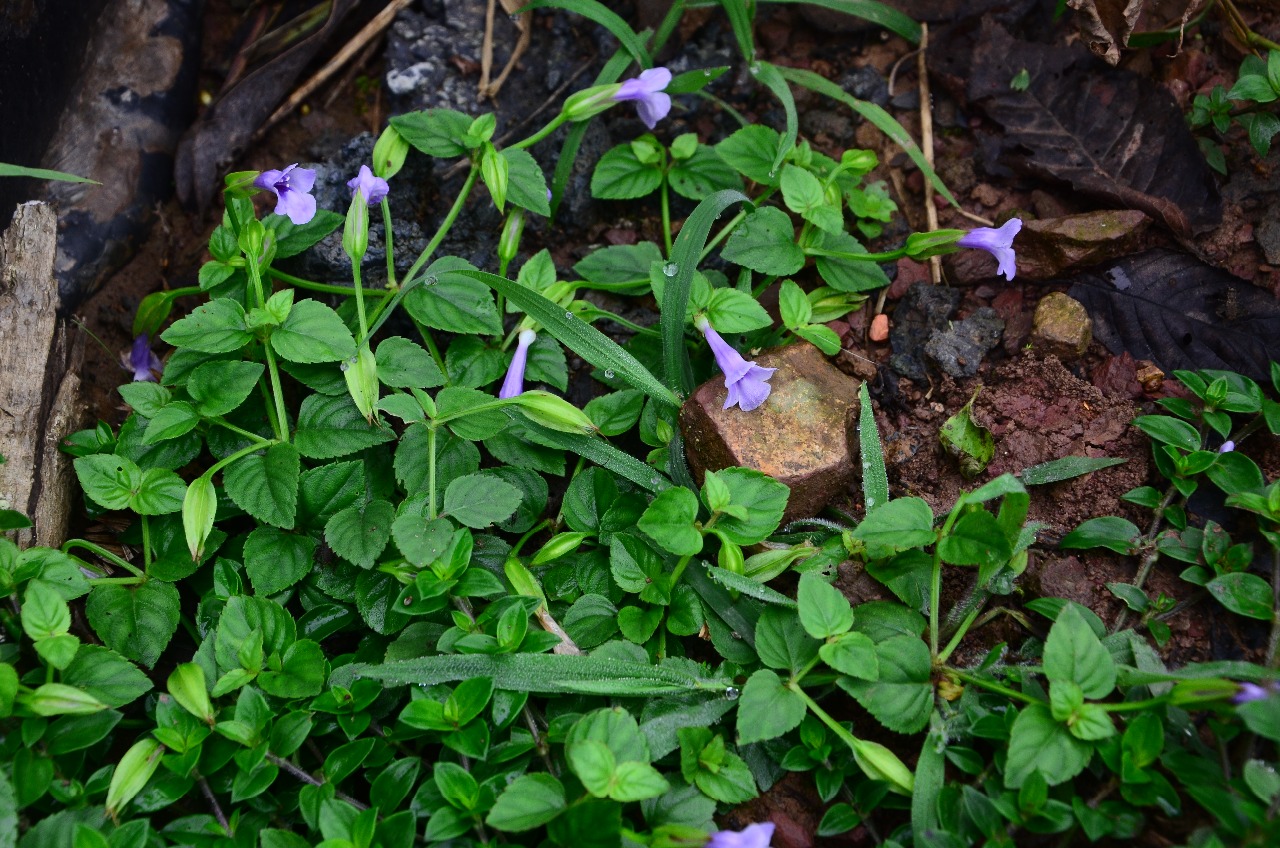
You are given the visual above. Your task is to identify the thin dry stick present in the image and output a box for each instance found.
[257,0,415,138]
[916,23,941,286]
[321,38,382,110]
[479,0,532,101]
[480,0,498,96]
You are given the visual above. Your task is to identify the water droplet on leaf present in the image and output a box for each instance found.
[724,686,740,700]
[662,262,678,277]
[424,275,438,286]
[604,369,615,379]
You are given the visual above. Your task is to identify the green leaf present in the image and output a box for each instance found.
[326,500,395,568]
[390,109,473,158]
[376,336,445,388]
[1132,415,1201,451]
[819,630,879,679]
[813,229,891,292]
[186,360,265,418]
[486,774,566,831]
[755,607,820,672]
[858,382,889,511]
[1227,73,1278,103]
[521,0,651,68]
[940,391,994,478]
[1004,704,1093,788]
[591,143,664,199]
[710,467,789,545]
[85,580,180,668]
[294,393,395,459]
[244,527,317,594]
[838,634,932,733]
[1018,456,1127,485]
[706,287,772,333]
[638,488,703,555]
[751,62,799,179]
[404,271,502,336]
[669,147,743,201]
[502,148,551,215]
[716,125,782,186]
[721,206,804,275]
[442,474,523,528]
[565,595,621,648]
[1042,604,1116,698]
[574,242,662,292]
[259,639,326,699]
[118,382,169,418]
[850,497,935,559]
[797,573,853,639]
[1060,516,1141,555]
[584,390,644,437]
[223,443,299,528]
[1206,572,1274,620]
[160,298,252,353]
[61,645,152,709]
[271,300,357,363]
[938,509,1012,569]
[0,162,98,183]
[737,669,806,744]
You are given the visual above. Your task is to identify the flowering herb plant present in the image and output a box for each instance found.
[4,4,1277,848]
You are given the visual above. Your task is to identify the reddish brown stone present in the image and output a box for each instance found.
[679,343,861,521]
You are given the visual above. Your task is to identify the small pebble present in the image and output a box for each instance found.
[869,313,890,342]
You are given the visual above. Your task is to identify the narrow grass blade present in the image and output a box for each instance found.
[458,269,679,407]
[519,0,651,69]
[550,48,635,223]
[778,66,957,207]
[859,382,889,510]
[0,163,99,184]
[762,0,921,44]
[511,410,673,492]
[754,62,799,179]
[1018,456,1127,486]
[705,566,798,607]
[662,189,752,395]
[718,0,756,60]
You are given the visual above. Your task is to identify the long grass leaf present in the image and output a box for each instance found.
[754,62,799,178]
[510,410,673,492]
[777,66,956,206]
[457,269,679,407]
[762,0,921,43]
[859,382,889,509]
[662,189,752,395]
[0,163,99,184]
[717,0,756,60]
[519,0,651,68]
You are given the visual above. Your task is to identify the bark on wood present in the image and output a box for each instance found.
[0,201,86,548]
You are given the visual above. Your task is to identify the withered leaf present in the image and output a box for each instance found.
[1067,0,1144,65]
[1066,250,1280,380]
[942,20,1221,237]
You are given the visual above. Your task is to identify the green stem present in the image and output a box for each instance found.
[86,576,146,586]
[381,199,397,289]
[266,268,392,299]
[510,520,552,559]
[207,440,281,479]
[61,540,145,578]
[573,307,660,337]
[412,316,448,377]
[803,247,908,262]
[140,515,152,572]
[661,179,673,257]
[936,604,982,665]
[428,425,438,520]
[352,261,369,342]
[930,502,965,659]
[393,164,481,303]
[211,418,274,447]
[949,669,1042,706]
[262,345,291,443]
[509,113,570,151]
[1101,695,1171,714]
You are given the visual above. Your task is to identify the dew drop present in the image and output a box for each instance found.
[703,70,712,77]
[565,311,574,319]
[724,686,741,700]
[866,498,875,509]
[768,168,777,178]
[662,262,678,277]
[651,477,661,486]
[604,369,615,379]
[424,275,438,286]
[749,62,761,75]
[403,597,413,606]
[339,361,351,372]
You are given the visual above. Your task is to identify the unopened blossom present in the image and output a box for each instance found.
[347,164,389,206]
[499,329,537,399]
[613,67,673,130]
[707,822,775,848]
[123,334,162,382]
[957,218,1022,281]
[696,316,776,412]
[1234,680,1279,704]
[1219,441,1236,453]
[254,163,317,225]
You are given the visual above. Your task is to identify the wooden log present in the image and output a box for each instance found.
[0,201,86,548]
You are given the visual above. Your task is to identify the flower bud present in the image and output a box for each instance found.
[106,738,165,820]
[167,663,215,724]
[904,229,965,260]
[841,149,878,174]
[531,531,590,566]
[183,475,217,561]
[1205,377,1229,408]
[849,737,914,795]
[20,682,108,716]
[373,125,411,179]
[480,143,509,212]
[342,193,370,261]
[237,218,266,260]
[563,83,624,122]
[504,557,546,605]
[498,208,526,267]
[508,390,598,434]
[718,539,745,575]
[343,344,380,423]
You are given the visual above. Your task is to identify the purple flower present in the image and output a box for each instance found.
[123,334,162,382]
[254,163,317,225]
[707,822,775,848]
[957,218,1022,281]
[1219,441,1236,453]
[1234,681,1279,704]
[499,329,537,399]
[698,318,776,412]
[613,67,673,130]
[346,164,389,206]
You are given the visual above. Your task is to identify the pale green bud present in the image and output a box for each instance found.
[343,344,380,423]
[498,208,526,266]
[372,125,410,179]
[342,193,370,261]
[480,143,509,213]
[563,83,624,122]
[167,663,215,724]
[182,475,217,561]
[508,390,598,435]
[106,737,165,819]
[904,229,966,260]
[531,531,590,566]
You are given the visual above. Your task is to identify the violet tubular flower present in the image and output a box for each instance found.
[1219,441,1236,453]
[613,67,673,130]
[254,163,317,225]
[347,164,389,206]
[707,822,775,848]
[958,218,1022,281]
[499,329,537,399]
[1233,681,1279,704]
[123,334,162,382]
[697,316,776,412]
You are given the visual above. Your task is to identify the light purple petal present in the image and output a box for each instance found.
[129,334,159,382]
[725,365,777,412]
[614,67,673,128]
[275,190,317,226]
[283,163,316,194]
[958,218,1022,281]
[254,169,284,193]
[347,164,389,206]
[635,92,672,130]
[499,330,536,399]
[702,323,776,411]
[1234,683,1270,704]
[707,822,775,848]
[1219,441,1236,453]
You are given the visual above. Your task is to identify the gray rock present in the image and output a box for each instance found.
[889,282,960,380]
[924,307,1005,378]
[836,66,890,109]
